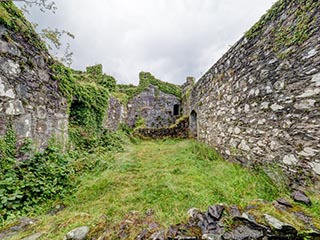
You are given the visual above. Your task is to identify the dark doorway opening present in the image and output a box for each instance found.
[173,104,180,116]
[190,110,197,137]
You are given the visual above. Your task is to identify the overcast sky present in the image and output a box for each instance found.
[24,0,275,85]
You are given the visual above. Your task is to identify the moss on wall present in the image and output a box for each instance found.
[0,1,47,51]
[246,0,320,54]
[51,63,111,132]
[114,71,182,104]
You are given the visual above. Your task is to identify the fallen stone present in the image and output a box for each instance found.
[291,190,312,206]
[208,204,225,220]
[264,214,296,233]
[22,232,43,240]
[46,203,67,216]
[137,229,148,240]
[276,198,293,208]
[149,230,165,240]
[224,226,263,240]
[202,233,222,240]
[64,226,89,240]
[0,217,37,240]
[187,208,200,218]
[228,205,241,217]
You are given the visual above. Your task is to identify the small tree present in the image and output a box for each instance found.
[0,0,56,13]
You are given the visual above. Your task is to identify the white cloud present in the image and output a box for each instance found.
[24,0,275,85]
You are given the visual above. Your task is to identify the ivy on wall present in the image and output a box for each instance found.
[114,71,182,104]
[0,1,47,52]
[245,0,320,58]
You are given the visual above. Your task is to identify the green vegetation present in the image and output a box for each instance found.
[0,125,73,222]
[0,1,47,51]
[273,0,319,55]
[3,139,303,239]
[0,61,124,223]
[0,126,129,224]
[51,63,118,149]
[114,72,182,104]
[245,0,320,57]
[245,0,288,40]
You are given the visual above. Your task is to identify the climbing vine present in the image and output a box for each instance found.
[114,71,182,104]
[245,0,320,58]
[0,1,47,51]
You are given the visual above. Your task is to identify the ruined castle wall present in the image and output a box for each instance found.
[127,85,181,128]
[104,95,127,131]
[189,1,320,182]
[0,24,68,150]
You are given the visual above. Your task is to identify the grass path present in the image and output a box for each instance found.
[10,139,289,239]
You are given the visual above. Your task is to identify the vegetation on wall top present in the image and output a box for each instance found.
[114,71,182,104]
[245,0,319,54]
[0,1,47,51]
[51,63,113,135]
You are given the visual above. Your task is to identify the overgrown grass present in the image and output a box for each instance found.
[4,139,296,239]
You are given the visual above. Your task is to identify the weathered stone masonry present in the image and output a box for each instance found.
[127,85,181,128]
[188,1,320,182]
[0,24,68,150]
[104,96,127,131]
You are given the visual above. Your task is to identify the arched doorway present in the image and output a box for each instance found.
[190,110,197,137]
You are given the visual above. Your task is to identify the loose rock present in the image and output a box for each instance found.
[64,226,89,240]
[291,190,312,206]
[208,204,225,220]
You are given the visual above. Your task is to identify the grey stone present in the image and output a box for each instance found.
[64,226,89,240]
[0,40,21,56]
[282,154,298,165]
[0,59,21,76]
[298,147,318,157]
[22,233,43,240]
[264,214,294,230]
[187,208,200,218]
[303,49,317,59]
[276,198,293,208]
[238,139,250,151]
[5,100,25,115]
[291,190,312,206]
[294,99,316,109]
[0,217,37,240]
[0,24,69,151]
[270,103,284,111]
[222,218,266,240]
[273,80,285,91]
[36,106,47,119]
[228,206,241,217]
[127,85,180,128]
[0,76,15,98]
[208,204,224,220]
[265,86,273,93]
[15,114,32,138]
[202,233,222,240]
[310,162,320,175]
[260,102,269,110]
[244,104,250,113]
[234,127,241,135]
[260,70,269,80]
[311,73,320,86]
[298,88,320,98]
[149,230,165,240]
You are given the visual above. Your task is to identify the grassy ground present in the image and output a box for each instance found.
[5,139,319,239]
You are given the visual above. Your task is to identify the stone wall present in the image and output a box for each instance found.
[127,85,181,128]
[188,0,320,184]
[104,95,127,131]
[181,76,194,116]
[134,116,189,139]
[0,24,68,150]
